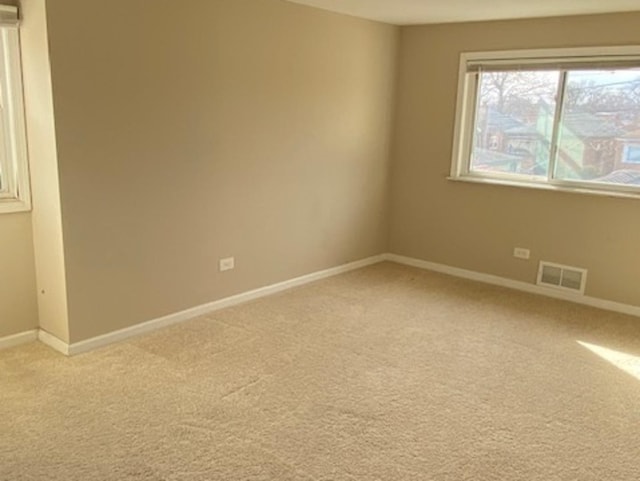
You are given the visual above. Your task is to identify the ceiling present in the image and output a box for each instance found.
[284,0,640,25]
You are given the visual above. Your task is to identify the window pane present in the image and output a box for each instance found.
[554,69,640,188]
[470,70,560,178]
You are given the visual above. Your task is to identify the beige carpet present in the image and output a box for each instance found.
[2,262,640,480]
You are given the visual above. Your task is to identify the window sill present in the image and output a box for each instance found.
[447,175,640,201]
[0,197,32,214]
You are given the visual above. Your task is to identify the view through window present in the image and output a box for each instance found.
[453,48,640,195]
[0,6,30,213]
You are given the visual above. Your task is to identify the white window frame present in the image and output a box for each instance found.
[449,46,640,199]
[0,6,30,214]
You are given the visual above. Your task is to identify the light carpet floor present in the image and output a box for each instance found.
[2,262,640,480]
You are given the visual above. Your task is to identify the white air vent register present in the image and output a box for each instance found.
[537,261,587,295]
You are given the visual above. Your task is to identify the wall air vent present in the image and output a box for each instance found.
[537,261,587,295]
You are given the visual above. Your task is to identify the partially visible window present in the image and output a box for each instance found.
[622,144,640,164]
[451,47,640,196]
[0,5,30,214]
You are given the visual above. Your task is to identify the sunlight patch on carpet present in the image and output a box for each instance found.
[578,341,640,381]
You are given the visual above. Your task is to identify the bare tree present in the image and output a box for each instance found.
[479,71,558,118]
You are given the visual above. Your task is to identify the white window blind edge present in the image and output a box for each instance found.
[464,46,640,72]
[0,5,19,26]
[467,57,640,72]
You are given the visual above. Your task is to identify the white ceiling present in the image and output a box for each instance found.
[285,0,640,25]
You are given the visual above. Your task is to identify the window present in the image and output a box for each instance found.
[0,5,29,214]
[622,144,640,164]
[450,47,640,196]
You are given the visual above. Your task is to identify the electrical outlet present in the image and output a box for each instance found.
[513,247,530,260]
[219,257,235,272]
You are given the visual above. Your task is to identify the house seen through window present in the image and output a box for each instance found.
[451,47,640,195]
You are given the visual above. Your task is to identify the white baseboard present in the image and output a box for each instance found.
[384,253,640,318]
[38,329,70,355]
[62,254,386,356]
[26,252,640,357]
[0,329,38,351]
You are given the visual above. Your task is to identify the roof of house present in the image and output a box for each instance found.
[562,112,624,138]
[498,110,624,139]
[485,109,524,132]
[620,129,640,140]
[504,124,539,137]
[596,169,640,185]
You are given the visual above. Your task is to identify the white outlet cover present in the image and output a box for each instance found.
[219,257,235,272]
[513,248,530,260]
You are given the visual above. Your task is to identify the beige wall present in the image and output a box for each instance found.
[0,213,38,338]
[390,12,640,307]
[44,0,397,342]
